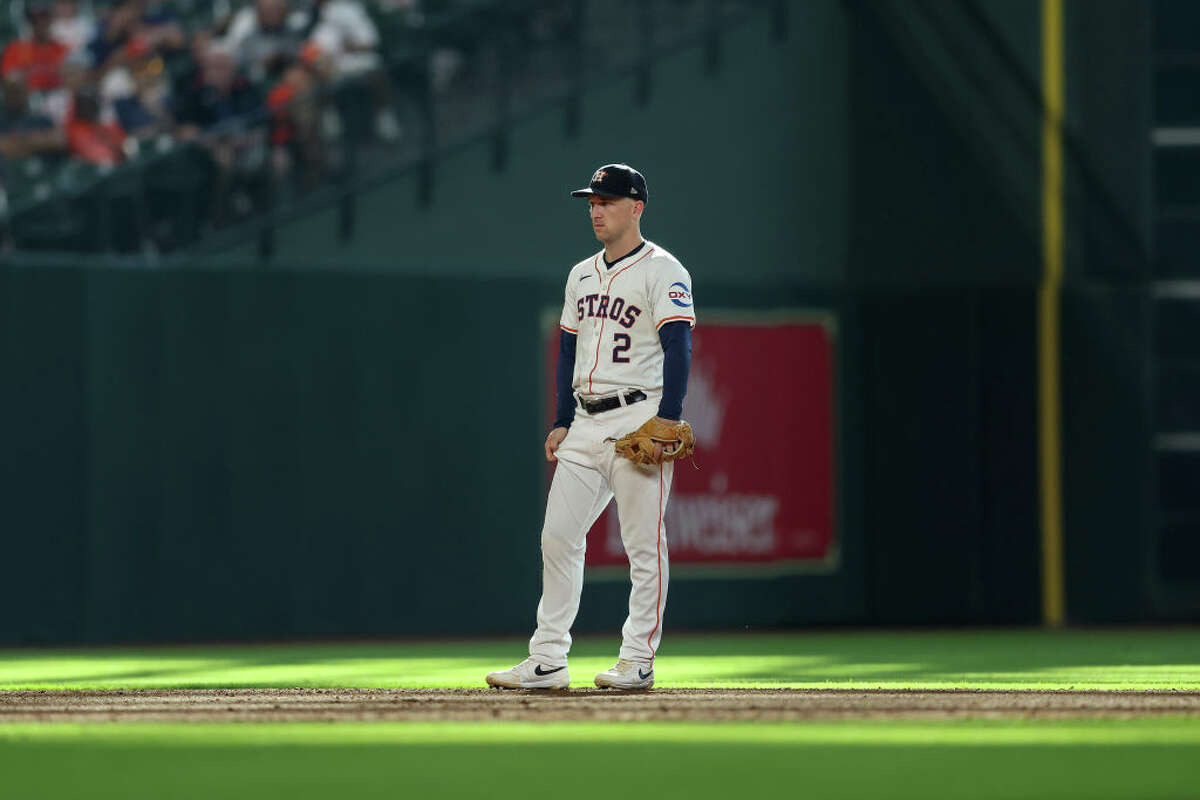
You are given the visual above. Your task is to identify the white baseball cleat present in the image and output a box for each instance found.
[594,658,654,690]
[486,658,570,689]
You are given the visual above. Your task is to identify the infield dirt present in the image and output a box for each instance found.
[2,689,1199,723]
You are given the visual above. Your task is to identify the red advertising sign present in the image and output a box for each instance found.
[545,314,837,576]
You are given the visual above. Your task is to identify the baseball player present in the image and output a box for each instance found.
[487,164,695,690]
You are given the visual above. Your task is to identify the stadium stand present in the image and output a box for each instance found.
[0,0,754,257]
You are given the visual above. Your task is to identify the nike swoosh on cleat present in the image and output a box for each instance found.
[534,665,566,676]
[638,669,653,680]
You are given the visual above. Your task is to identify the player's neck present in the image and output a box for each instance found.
[603,232,645,266]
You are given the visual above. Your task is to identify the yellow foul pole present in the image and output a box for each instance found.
[1039,0,1066,626]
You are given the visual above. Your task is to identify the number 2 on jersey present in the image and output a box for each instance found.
[612,332,631,363]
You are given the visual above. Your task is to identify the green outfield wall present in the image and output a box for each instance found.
[0,266,1045,644]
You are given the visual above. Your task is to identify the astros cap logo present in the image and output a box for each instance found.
[571,164,648,203]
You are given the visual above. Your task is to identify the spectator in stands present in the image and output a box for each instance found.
[308,0,380,79]
[1,1,69,93]
[34,47,88,128]
[174,39,262,137]
[50,1,97,58]
[223,0,310,84]
[307,0,401,142]
[174,40,266,225]
[0,75,63,159]
[77,0,183,140]
[66,86,125,165]
[88,0,186,75]
[99,34,173,137]
[266,50,324,189]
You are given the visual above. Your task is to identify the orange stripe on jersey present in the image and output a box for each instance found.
[655,315,695,330]
[560,325,578,334]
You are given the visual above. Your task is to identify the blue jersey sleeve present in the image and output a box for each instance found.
[552,330,578,430]
[656,321,692,420]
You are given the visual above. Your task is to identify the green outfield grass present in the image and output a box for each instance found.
[2,629,1199,800]
[1,628,1199,690]
[1,720,1199,799]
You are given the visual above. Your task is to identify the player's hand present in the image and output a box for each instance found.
[650,441,681,464]
[545,427,569,462]
[651,417,678,464]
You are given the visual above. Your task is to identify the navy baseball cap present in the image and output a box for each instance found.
[571,164,648,204]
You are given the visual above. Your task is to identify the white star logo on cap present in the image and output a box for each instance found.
[592,169,607,183]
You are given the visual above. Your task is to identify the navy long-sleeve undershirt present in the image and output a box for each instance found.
[552,330,578,430]
[655,320,692,420]
[551,320,692,430]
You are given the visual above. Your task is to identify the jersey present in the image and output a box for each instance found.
[558,240,695,397]
[1,40,68,92]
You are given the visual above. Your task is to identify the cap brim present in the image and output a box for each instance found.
[570,188,634,199]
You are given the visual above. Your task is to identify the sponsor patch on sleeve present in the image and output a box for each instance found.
[668,282,693,308]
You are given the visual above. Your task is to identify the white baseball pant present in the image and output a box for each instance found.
[529,394,672,667]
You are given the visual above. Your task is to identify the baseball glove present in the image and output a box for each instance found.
[610,417,696,466]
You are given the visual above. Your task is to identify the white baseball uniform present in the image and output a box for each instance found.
[529,240,695,666]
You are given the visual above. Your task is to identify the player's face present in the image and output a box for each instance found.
[588,195,641,243]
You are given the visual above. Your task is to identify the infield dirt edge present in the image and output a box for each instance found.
[3,688,1199,723]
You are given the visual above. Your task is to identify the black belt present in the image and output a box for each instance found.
[578,390,647,415]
